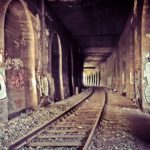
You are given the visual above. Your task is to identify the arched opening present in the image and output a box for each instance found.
[4,0,37,114]
[51,33,64,101]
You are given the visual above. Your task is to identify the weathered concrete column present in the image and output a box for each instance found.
[141,0,150,111]
[83,73,87,86]
[125,38,132,98]
[96,71,99,86]
[90,74,93,86]
[0,67,8,122]
[129,30,135,99]
[89,74,91,86]
[96,72,98,86]
[92,73,94,86]
[87,75,89,86]
[92,74,94,86]
[83,74,86,85]
[94,73,97,86]
[85,75,88,86]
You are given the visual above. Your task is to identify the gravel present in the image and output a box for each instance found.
[89,90,150,150]
[0,89,92,150]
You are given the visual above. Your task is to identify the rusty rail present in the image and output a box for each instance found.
[9,88,93,150]
[9,87,106,150]
[82,90,107,150]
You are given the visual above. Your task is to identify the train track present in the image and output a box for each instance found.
[9,88,106,150]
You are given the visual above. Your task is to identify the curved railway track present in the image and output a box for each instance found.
[9,88,106,150]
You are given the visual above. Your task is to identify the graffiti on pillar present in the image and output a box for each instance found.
[35,14,41,39]
[0,49,3,64]
[5,58,23,70]
[41,76,49,97]
[144,58,150,104]
[5,58,24,89]
[0,70,7,100]
[36,74,51,103]
[10,70,24,89]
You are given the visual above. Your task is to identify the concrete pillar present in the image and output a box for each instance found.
[90,75,92,86]
[92,74,94,86]
[95,73,97,86]
[96,71,99,86]
[95,72,97,86]
[84,74,86,86]
[92,73,94,86]
[82,73,85,85]
[125,38,131,98]
[129,29,135,99]
[87,75,90,86]
[141,0,150,111]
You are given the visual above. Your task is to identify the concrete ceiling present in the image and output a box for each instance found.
[47,0,133,67]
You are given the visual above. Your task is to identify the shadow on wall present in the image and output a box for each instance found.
[128,112,150,143]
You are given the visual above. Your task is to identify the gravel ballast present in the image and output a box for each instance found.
[89,90,150,150]
[0,89,92,150]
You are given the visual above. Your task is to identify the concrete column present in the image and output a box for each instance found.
[83,73,85,85]
[141,0,150,111]
[96,71,99,86]
[98,70,101,86]
[87,75,90,86]
[125,39,131,98]
[94,72,97,86]
[90,74,92,86]
[129,30,135,99]
[92,74,94,86]
[84,74,86,86]
[95,72,97,86]
[86,75,88,86]
[84,74,87,86]
[90,74,93,86]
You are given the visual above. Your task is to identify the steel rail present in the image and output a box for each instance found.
[82,89,107,150]
[9,88,94,150]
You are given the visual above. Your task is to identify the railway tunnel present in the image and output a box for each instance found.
[1,0,150,149]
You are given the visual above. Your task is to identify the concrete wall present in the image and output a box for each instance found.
[100,0,142,105]
[0,0,80,118]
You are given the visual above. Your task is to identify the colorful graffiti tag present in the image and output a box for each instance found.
[10,70,24,89]
[144,60,150,103]
[7,69,24,89]
[5,58,24,89]
[0,70,7,100]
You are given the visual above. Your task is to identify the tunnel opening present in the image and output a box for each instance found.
[4,0,37,115]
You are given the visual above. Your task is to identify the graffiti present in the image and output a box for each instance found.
[36,75,49,97]
[5,58,23,70]
[144,58,150,103]
[0,49,3,64]
[36,74,51,107]
[36,14,41,39]
[0,73,7,100]
[7,70,24,89]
